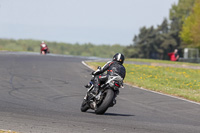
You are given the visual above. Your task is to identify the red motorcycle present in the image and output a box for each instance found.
[40,43,50,55]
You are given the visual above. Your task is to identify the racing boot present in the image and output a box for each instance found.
[84,83,91,88]
[84,81,93,88]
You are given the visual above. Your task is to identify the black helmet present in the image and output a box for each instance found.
[113,53,125,64]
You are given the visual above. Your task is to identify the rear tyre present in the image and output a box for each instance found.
[95,89,114,115]
[81,99,90,112]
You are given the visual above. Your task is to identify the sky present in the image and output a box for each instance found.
[0,0,178,45]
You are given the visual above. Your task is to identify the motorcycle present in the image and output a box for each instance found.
[41,45,50,55]
[81,66,124,114]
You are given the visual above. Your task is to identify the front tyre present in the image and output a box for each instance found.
[95,89,114,115]
[81,99,90,112]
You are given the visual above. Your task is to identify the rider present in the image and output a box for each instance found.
[40,41,49,54]
[85,53,126,95]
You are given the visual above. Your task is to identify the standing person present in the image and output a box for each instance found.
[40,41,49,55]
[168,49,179,61]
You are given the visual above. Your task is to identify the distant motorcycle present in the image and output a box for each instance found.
[40,44,50,55]
[81,66,124,114]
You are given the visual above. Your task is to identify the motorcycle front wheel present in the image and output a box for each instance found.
[80,99,90,112]
[95,89,114,115]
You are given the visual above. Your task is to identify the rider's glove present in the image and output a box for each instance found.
[91,71,96,75]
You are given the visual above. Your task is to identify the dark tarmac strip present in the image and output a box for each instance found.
[0,53,199,133]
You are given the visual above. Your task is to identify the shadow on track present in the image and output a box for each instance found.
[104,112,135,117]
[86,111,134,117]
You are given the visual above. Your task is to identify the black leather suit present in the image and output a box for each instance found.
[92,61,126,91]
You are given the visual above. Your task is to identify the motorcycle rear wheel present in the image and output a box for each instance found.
[95,89,114,115]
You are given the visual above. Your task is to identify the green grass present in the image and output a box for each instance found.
[0,130,20,133]
[126,58,200,66]
[86,61,200,103]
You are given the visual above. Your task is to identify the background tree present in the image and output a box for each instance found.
[169,0,195,48]
[0,39,125,58]
[124,0,196,60]
[170,0,195,31]
[180,0,200,48]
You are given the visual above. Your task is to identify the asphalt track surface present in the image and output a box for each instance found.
[0,53,199,133]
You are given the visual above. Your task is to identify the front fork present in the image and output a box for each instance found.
[84,84,94,100]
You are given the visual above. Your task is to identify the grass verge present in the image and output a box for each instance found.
[86,61,200,103]
[0,130,20,133]
[126,58,200,66]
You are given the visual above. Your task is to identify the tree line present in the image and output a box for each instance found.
[124,0,200,60]
[0,39,125,58]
